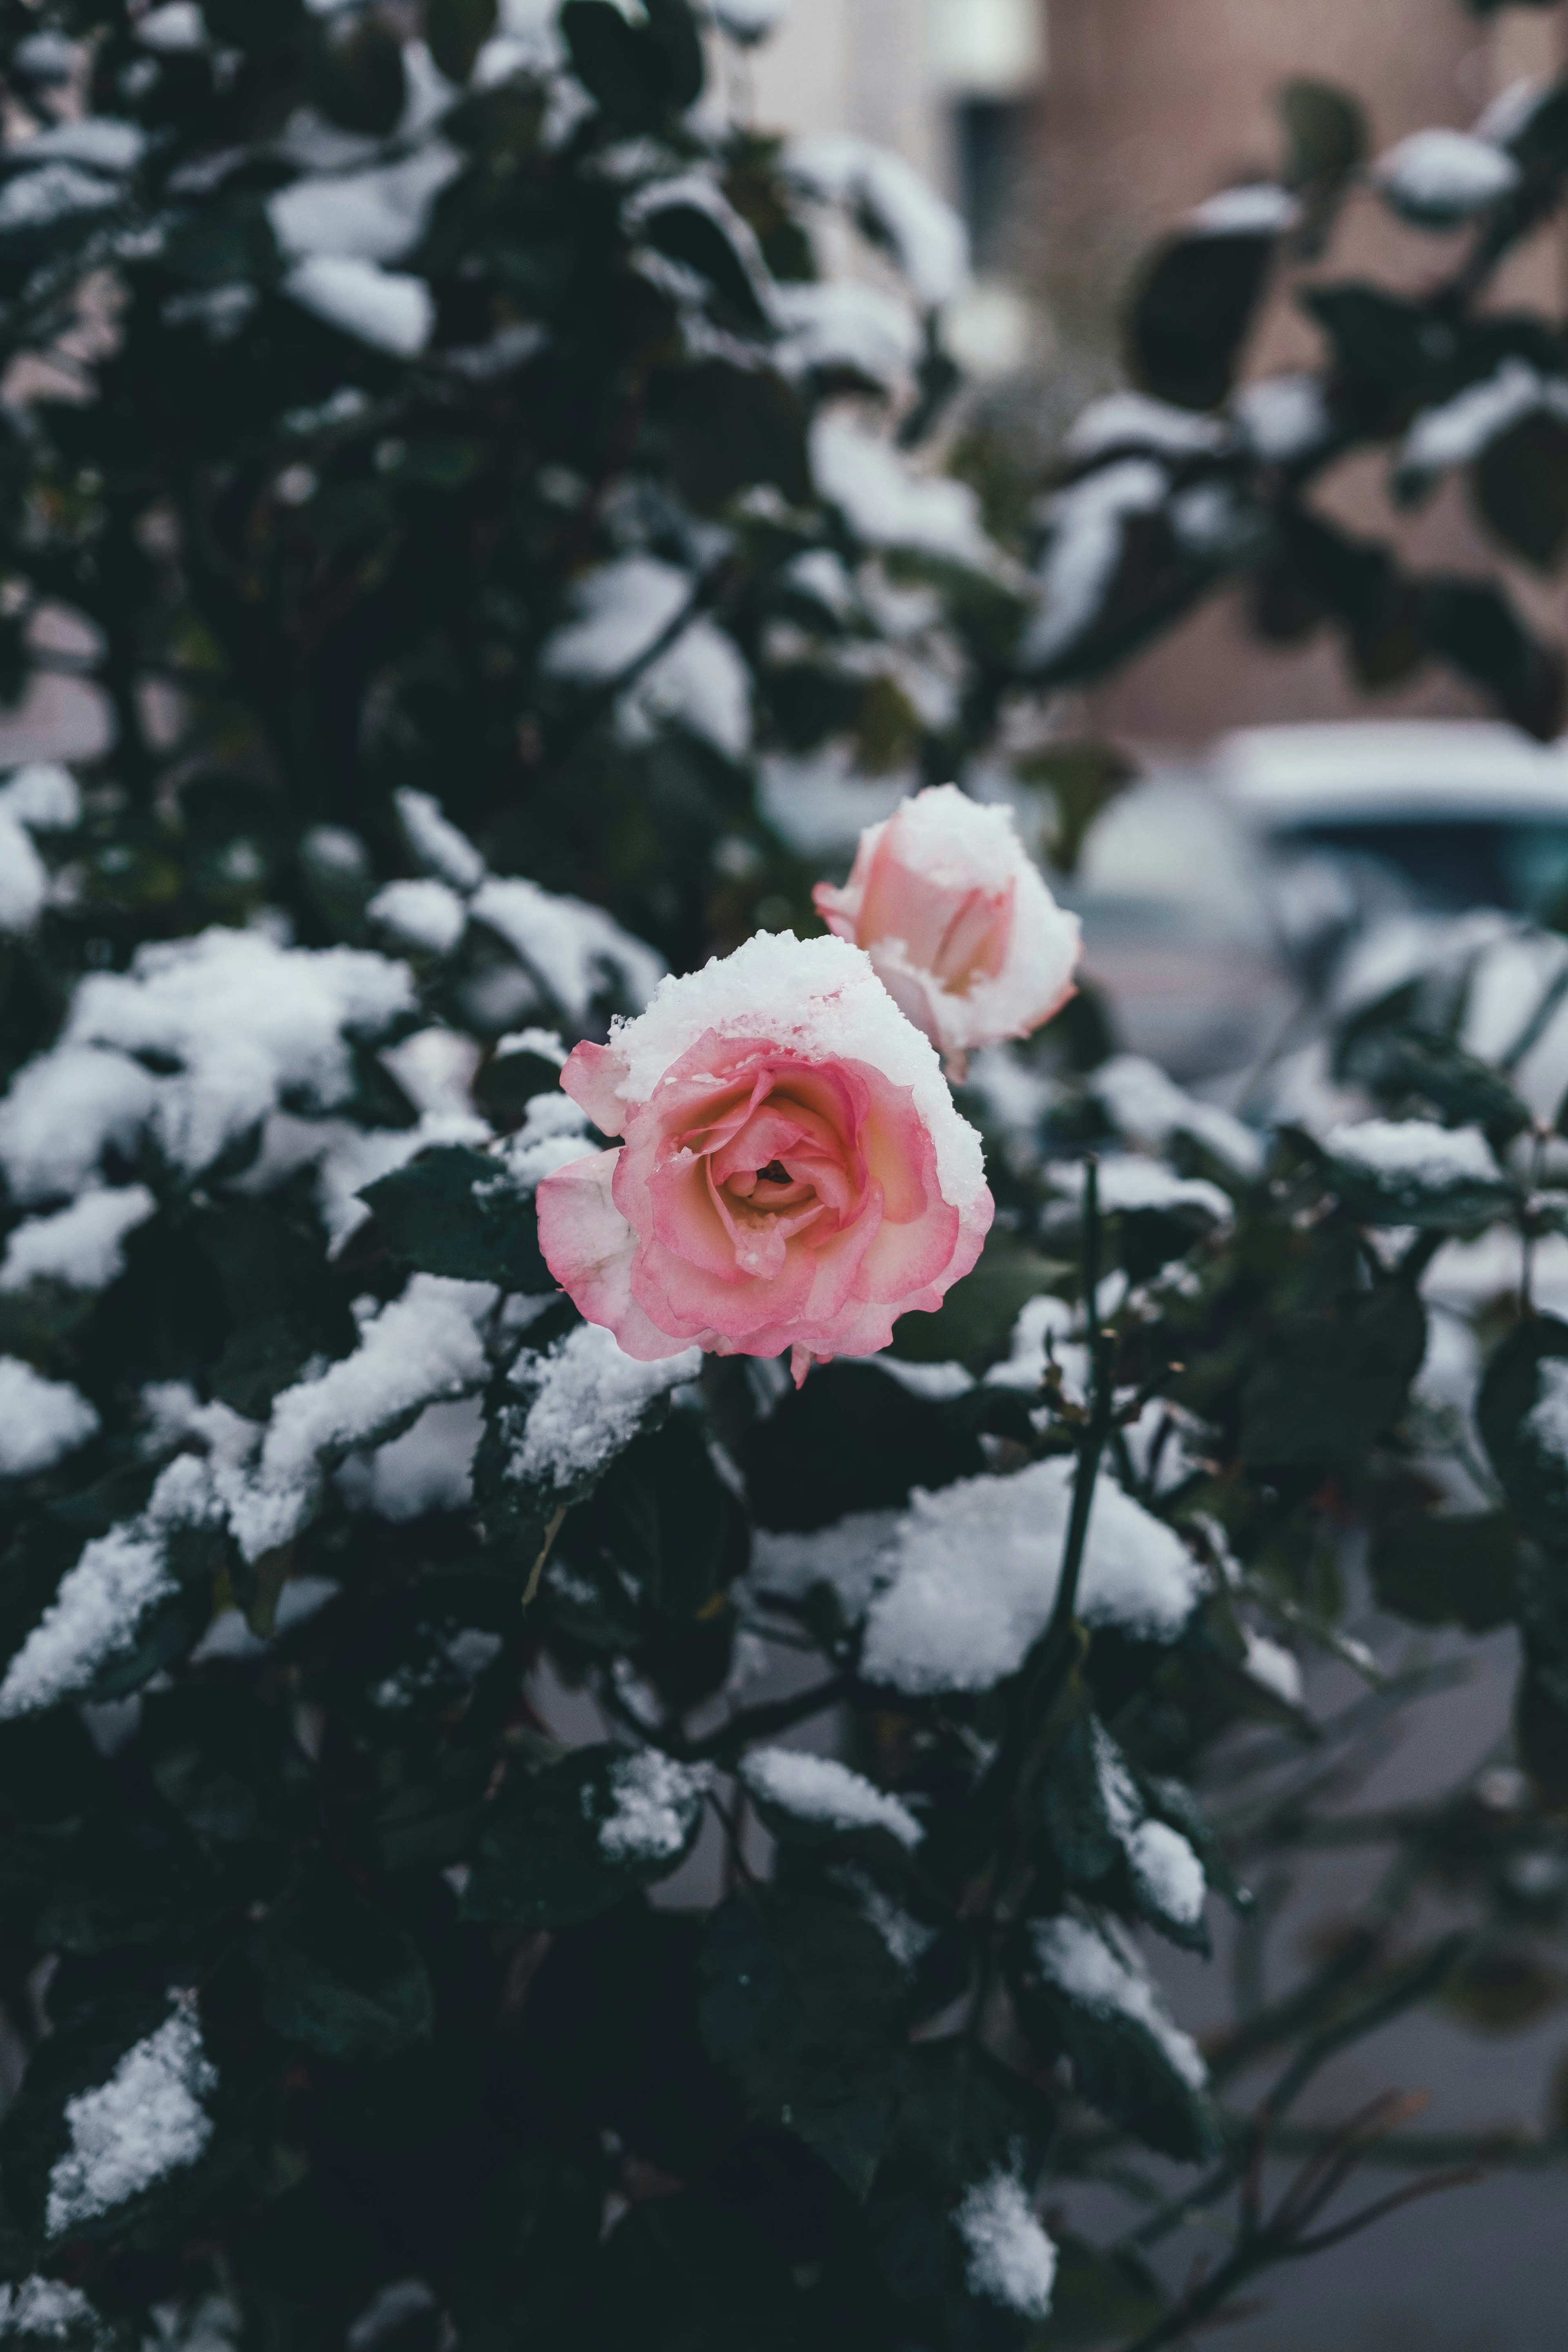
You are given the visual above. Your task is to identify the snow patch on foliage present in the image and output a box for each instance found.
[1049,1155,1232,1226]
[740,1745,923,1847]
[0,813,47,934]
[746,1510,902,1620]
[787,137,969,307]
[336,1396,483,1522]
[811,416,996,569]
[1065,392,1227,461]
[0,163,120,231]
[46,2008,216,2237]
[1090,1055,1263,1176]
[512,1322,701,1490]
[0,1186,156,1294]
[472,876,664,1022]
[1325,1118,1497,1187]
[1234,372,1330,465]
[1030,1914,1207,2089]
[283,255,434,354]
[368,879,468,957]
[268,143,460,266]
[227,1276,496,1561]
[1399,360,1566,485]
[0,1046,158,1206]
[0,1454,219,1714]
[0,1357,100,1477]
[956,2174,1057,2321]
[861,1460,1201,1693]
[0,2278,102,2341]
[596,1748,710,1861]
[1024,459,1166,671]
[1375,127,1519,223]
[61,927,414,1178]
[0,762,80,831]
[1525,1357,1568,1462]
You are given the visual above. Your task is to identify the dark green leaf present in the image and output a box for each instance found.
[250,1877,434,2066]
[641,205,768,331]
[1015,1912,1219,2162]
[424,0,497,85]
[1240,1278,1426,1464]
[661,361,811,513]
[1421,575,1567,741]
[1474,407,1568,571]
[361,1145,550,1291]
[462,1743,708,1928]
[1321,1126,1515,1229]
[1277,78,1368,192]
[1127,223,1276,411]
[697,1888,906,2194]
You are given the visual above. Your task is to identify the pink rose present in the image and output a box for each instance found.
[535,931,993,1385]
[814,784,1082,1077]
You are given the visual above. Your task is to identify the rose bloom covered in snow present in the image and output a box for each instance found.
[814,784,1082,1076]
[535,931,993,1383]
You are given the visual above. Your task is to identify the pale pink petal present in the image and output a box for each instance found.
[535,1148,693,1361]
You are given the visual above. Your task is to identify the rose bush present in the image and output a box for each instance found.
[814,786,1082,1075]
[537,929,993,1379]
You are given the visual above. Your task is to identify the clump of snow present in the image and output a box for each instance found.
[596,1747,711,1861]
[1029,1913,1207,2089]
[512,1323,701,1490]
[0,762,80,831]
[1127,1817,1206,1927]
[775,279,920,394]
[1049,1155,1232,1225]
[0,1454,219,1715]
[1188,183,1299,236]
[1325,1119,1499,1187]
[1090,1054,1264,1178]
[861,1459,1203,1693]
[268,143,460,266]
[1065,392,1228,462]
[622,618,753,761]
[543,556,691,682]
[811,416,998,570]
[787,136,969,308]
[1398,361,1567,488]
[746,1509,903,1620]
[0,813,47,934]
[0,1186,156,1294]
[1243,1629,1303,1706]
[61,927,414,1178]
[189,1573,339,1665]
[1524,1357,1568,1462]
[27,118,145,171]
[472,876,664,1023]
[368,878,468,958]
[583,930,989,1220]
[955,2173,1057,2321]
[396,788,486,890]
[46,2007,216,2237]
[283,255,434,355]
[493,1089,599,1191]
[983,1294,1087,1401]
[1233,373,1330,464]
[227,1275,496,1562]
[0,1358,100,1479]
[0,163,120,232]
[0,1047,157,1206]
[0,2278,101,2341]
[137,3,206,50]
[1375,128,1519,224]
[1023,459,1166,671]
[336,1396,482,1521]
[739,1745,923,1848]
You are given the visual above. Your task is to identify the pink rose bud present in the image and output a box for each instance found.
[535,931,994,1387]
[813,784,1082,1078]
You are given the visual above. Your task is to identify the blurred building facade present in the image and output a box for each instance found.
[749,0,1568,747]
